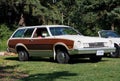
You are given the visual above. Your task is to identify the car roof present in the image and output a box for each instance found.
[98,30,114,33]
[18,25,69,29]
[99,30,114,32]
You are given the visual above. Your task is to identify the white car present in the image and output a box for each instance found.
[7,25,115,63]
[98,30,120,57]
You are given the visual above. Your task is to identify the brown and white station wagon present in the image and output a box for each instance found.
[7,25,115,63]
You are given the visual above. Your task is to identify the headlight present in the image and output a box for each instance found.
[104,42,108,47]
[104,40,114,47]
[74,41,82,49]
[77,41,81,46]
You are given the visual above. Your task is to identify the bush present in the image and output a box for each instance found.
[0,40,7,51]
[0,24,12,40]
[0,24,12,51]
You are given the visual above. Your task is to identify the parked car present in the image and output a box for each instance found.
[98,30,120,57]
[7,25,115,63]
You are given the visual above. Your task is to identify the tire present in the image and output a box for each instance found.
[18,50,29,61]
[56,49,70,64]
[90,56,102,62]
[110,44,120,58]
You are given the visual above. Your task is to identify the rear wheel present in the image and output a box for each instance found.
[18,50,29,61]
[56,49,70,64]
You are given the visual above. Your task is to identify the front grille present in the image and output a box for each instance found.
[89,42,104,48]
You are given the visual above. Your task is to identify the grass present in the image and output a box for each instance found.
[0,56,120,81]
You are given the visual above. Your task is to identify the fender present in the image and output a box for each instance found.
[15,43,28,52]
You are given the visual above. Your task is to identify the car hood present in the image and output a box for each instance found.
[54,35,108,43]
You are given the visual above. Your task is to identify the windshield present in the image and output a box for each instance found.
[50,27,81,36]
[100,30,120,38]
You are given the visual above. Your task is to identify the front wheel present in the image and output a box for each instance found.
[56,49,70,64]
[110,44,120,58]
[18,50,29,61]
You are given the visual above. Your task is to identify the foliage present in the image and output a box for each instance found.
[0,39,7,51]
[0,0,120,36]
[70,0,120,35]
[0,24,12,40]
[0,24,13,51]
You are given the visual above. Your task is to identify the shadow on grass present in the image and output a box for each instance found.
[0,64,28,81]
[5,56,55,63]
[20,71,77,81]
[5,56,18,61]
[5,56,109,64]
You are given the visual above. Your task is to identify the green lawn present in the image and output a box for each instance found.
[0,55,120,81]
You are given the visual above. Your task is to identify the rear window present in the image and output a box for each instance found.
[12,29,25,38]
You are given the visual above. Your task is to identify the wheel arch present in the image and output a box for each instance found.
[15,43,28,53]
[114,43,119,47]
[110,43,120,57]
[53,42,69,60]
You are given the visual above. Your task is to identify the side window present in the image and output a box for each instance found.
[12,29,25,38]
[50,27,62,36]
[34,28,49,38]
[100,32,107,38]
[24,28,34,38]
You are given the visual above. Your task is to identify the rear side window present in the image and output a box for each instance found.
[24,28,34,38]
[12,29,25,38]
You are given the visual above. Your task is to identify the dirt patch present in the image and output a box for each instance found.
[0,52,4,56]
[0,52,16,56]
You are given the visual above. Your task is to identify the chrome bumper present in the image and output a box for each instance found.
[69,47,115,55]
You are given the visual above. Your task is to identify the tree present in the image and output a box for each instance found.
[0,0,120,36]
[70,0,120,35]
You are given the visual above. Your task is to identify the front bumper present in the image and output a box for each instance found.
[69,47,115,55]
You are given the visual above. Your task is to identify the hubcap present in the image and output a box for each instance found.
[57,52,65,63]
[19,51,24,59]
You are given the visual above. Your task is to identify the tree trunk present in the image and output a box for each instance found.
[111,23,114,31]
[18,14,25,26]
